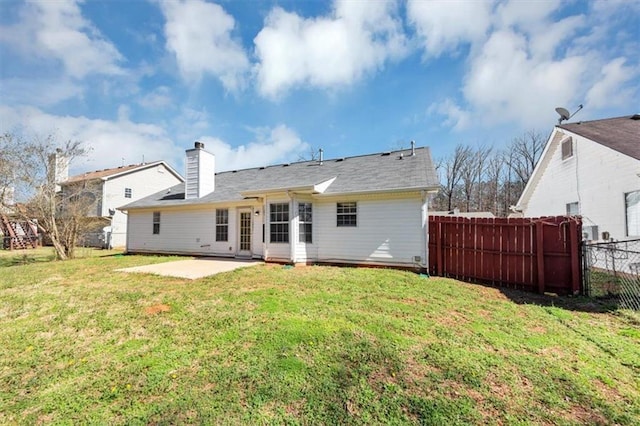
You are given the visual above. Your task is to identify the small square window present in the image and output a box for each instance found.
[125,188,132,198]
[566,202,579,216]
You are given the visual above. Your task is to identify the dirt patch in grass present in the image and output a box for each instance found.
[528,325,547,334]
[564,404,608,425]
[144,304,171,315]
[285,399,305,417]
[438,309,470,327]
[592,378,625,403]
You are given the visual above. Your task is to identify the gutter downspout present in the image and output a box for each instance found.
[421,190,429,270]
[287,190,296,263]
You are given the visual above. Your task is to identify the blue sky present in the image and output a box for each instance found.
[0,0,638,175]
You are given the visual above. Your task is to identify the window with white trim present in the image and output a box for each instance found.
[337,202,357,227]
[152,211,160,234]
[270,203,289,243]
[124,188,132,198]
[216,209,228,241]
[566,202,579,216]
[626,190,640,236]
[298,202,312,243]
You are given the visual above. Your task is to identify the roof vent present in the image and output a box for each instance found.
[194,141,205,149]
[319,148,324,165]
[631,114,640,120]
[283,163,290,167]
[232,170,237,173]
[381,152,391,156]
[259,166,265,170]
[335,158,344,162]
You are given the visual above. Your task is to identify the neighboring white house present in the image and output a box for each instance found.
[120,142,440,269]
[516,114,640,241]
[59,161,184,247]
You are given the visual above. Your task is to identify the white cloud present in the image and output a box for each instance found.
[427,98,471,131]
[200,125,310,171]
[407,0,494,57]
[0,77,84,107]
[138,86,174,109]
[495,0,560,29]
[0,105,182,174]
[0,0,123,78]
[586,58,637,109]
[159,0,250,91]
[254,0,407,98]
[421,0,636,130]
[461,29,586,127]
[0,104,309,179]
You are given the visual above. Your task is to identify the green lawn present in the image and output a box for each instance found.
[1,250,639,425]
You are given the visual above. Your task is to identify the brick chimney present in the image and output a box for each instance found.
[185,141,215,199]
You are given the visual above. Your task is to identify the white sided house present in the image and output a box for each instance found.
[517,114,640,241]
[121,142,440,269]
[60,162,184,247]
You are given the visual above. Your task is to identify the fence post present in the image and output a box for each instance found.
[569,219,581,295]
[436,218,443,276]
[536,221,545,294]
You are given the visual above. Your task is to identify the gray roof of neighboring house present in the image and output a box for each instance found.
[121,146,439,210]
[559,114,640,160]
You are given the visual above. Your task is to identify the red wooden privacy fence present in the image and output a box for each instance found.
[428,216,582,295]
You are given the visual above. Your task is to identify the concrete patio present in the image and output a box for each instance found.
[116,257,263,279]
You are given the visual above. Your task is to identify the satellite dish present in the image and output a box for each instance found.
[555,107,570,121]
[555,104,583,124]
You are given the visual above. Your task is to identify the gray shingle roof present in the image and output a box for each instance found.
[559,114,640,160]
[121,146,439,210]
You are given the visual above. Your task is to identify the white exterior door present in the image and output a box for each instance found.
[238,209,252,257]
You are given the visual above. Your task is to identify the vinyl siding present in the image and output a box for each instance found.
[524,132,640,240]
[127,203,267,257]
[104,164,182,247]
[127,193,430,267]
[312,195,426,267]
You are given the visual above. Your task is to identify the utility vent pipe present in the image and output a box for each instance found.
[411,140,416,156]
[319,148,324,165]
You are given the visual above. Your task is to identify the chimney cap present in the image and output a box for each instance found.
[194,141,205,149]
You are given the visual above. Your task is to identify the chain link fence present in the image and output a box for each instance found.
[583,239,640,310]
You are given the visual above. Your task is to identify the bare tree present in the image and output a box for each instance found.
[459,145,492,212]
[439,144,472,211]
[484,152,505,216]
[297,146,322,161]
[0,132,96,260]
[432,130,545,217]
[506,130,545,187]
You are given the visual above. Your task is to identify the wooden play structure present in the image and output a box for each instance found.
[0,214,39,250]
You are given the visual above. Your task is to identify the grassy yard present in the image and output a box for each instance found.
[1,250,639,425]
